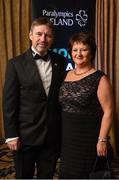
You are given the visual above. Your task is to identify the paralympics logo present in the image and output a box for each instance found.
[75,10,88,27]
[42,9,88,27]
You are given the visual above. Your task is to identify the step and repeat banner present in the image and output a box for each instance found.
[31,0,96,70]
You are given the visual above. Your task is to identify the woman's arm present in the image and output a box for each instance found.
[97,75,114,156]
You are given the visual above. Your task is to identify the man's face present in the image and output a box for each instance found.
[29,25,54,55]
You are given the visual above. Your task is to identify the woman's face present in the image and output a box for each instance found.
[71,42,92,66]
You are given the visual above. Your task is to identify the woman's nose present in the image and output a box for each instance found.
[77,49,82,55]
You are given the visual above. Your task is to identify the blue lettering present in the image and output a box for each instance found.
[58,48,67,57]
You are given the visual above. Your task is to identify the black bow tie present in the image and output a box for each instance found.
[33,53,49,61]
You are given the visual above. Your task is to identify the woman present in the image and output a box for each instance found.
[59,32,114,179]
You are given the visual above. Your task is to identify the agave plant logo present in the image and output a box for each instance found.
[75,10,88,27]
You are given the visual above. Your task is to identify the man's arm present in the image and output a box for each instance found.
[3,60,19,139]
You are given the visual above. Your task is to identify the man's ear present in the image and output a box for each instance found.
[29,31,32,41]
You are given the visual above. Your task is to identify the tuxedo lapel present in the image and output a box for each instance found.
[22,49,47,97]
[48,52,59,97]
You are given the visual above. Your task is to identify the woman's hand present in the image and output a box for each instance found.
[97,141,107,156]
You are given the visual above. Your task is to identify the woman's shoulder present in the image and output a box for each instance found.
[96,70,112,90]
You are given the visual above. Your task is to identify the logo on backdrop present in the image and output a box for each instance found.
[42,10,88,27]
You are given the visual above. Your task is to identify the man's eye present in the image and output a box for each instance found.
[46,34,53,38]
[36,33,42,36]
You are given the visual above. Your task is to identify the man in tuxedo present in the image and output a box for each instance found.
[3,17,67,179]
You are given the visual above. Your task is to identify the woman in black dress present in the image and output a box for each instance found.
[59,32,114,179]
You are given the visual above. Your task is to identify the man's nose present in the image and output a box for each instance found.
[41,34,46,41]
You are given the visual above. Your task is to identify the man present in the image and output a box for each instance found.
[3,17,67,179]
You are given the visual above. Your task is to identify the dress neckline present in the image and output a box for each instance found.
[64,70,99,83]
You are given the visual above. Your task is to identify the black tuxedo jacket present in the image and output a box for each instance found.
[3,48,67,147]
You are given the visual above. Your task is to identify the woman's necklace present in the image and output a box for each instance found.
[73,67,92,76]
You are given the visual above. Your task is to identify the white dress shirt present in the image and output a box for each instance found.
[35,56,52,95]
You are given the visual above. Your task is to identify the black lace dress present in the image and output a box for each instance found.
[59,70,105,179]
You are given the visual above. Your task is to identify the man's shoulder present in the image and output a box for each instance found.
[8,48,31,64]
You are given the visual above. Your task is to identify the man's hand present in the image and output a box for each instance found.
[7,138,21,151]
